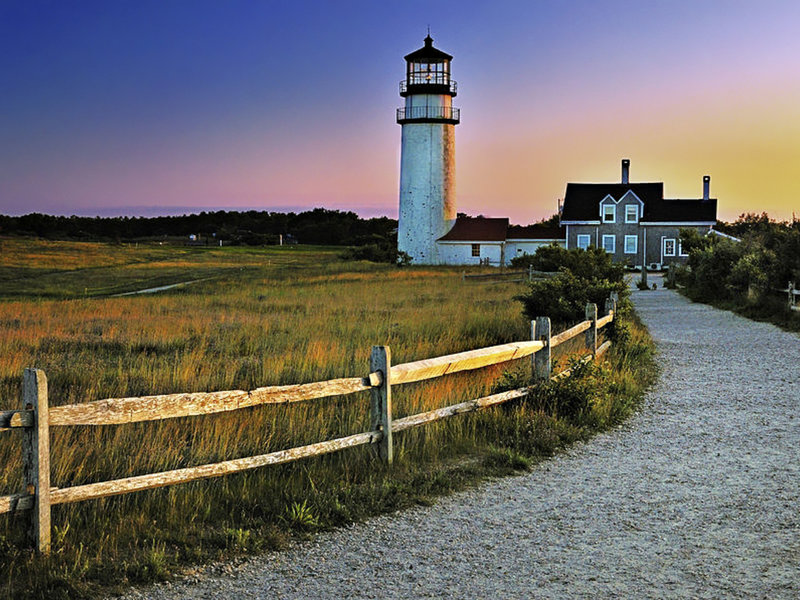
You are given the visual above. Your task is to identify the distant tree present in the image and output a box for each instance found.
[0,209,398,247]
[536,213,560,227]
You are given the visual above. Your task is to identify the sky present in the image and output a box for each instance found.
[1,0,799,224]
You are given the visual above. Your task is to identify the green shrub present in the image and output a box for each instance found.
[515,270,628,325]
[677,215,800,330]
[510,245,625,283]
[340,235,410,265]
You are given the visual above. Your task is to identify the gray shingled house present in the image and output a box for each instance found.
[559,159,717,270]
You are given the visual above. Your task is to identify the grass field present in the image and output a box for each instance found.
[0,238,656,599]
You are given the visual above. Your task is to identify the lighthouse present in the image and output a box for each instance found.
[397,35,460,264]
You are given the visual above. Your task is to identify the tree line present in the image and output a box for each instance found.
[0,209,397,246]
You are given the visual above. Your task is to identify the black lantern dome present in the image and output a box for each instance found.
[400,35,457,97]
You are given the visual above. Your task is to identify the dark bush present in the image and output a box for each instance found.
[515,271,626,324]
[681,216,800,303]
[514,244,629,325]
[677,215,800,329]
[339,234,410,265]
[526,358,599,422]
[511,245,625,284]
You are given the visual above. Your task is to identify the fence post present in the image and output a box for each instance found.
[534,317,551,380]
[528,264,532,283]
[370,346,393,465]
[585,303,598,356]
[789,281,795,309]
[530,320,536,380]
[604,296,616,318]
[22,368,50,554]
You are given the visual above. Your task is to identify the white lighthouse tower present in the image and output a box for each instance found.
[397,35,460,264]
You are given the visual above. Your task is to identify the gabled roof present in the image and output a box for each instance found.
[561,183,662,221]
[438,216,508,242]
[506,224,566,240]
[561,182,717,223]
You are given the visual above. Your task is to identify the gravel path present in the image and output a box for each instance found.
[118,284,800,599]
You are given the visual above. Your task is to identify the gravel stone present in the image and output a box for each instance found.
[115,280,800,599]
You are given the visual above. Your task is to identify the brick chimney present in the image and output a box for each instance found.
[621,159,630,184]
[703,175,710,201]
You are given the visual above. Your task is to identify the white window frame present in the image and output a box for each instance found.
[678,241,688,256]
[624,235,638,254]
[602,204,616,223]
[576,234,591,250]
[602,234,615,254]
[663,238,676,257]
[625,205,638,223]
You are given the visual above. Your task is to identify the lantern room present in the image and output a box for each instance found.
[399,34,457,97]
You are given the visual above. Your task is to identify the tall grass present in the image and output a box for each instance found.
[0,240,656,599]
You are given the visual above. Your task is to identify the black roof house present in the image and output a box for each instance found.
[558,160,718,269]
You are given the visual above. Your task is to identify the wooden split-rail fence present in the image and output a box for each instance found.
[462,265,557,284]
[0,296,619,554]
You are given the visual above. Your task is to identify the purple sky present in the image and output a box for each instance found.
[2,0,799,223]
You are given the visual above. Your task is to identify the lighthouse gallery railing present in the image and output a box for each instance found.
[396,106,460,123]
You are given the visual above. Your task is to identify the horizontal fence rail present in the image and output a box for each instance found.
[1,295,618,554]
[462,267,557,284]
[46,377,376,427]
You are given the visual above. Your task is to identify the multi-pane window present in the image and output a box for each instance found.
[624,235,638,254]
[602,234,615,254]
[625,205,638,223]
[471,244,480,257]
[577,234,591,250]
[602,204,616,223]
[408,60,449,85]
[663,239,676,256]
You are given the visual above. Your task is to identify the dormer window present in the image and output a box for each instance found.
[602,204,616,223]
[625,205,638,223]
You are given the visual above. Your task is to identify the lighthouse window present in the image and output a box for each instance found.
[471,244,480,257]
[409,61,448,85]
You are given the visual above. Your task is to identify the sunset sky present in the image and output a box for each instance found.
[2,0,799,223]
